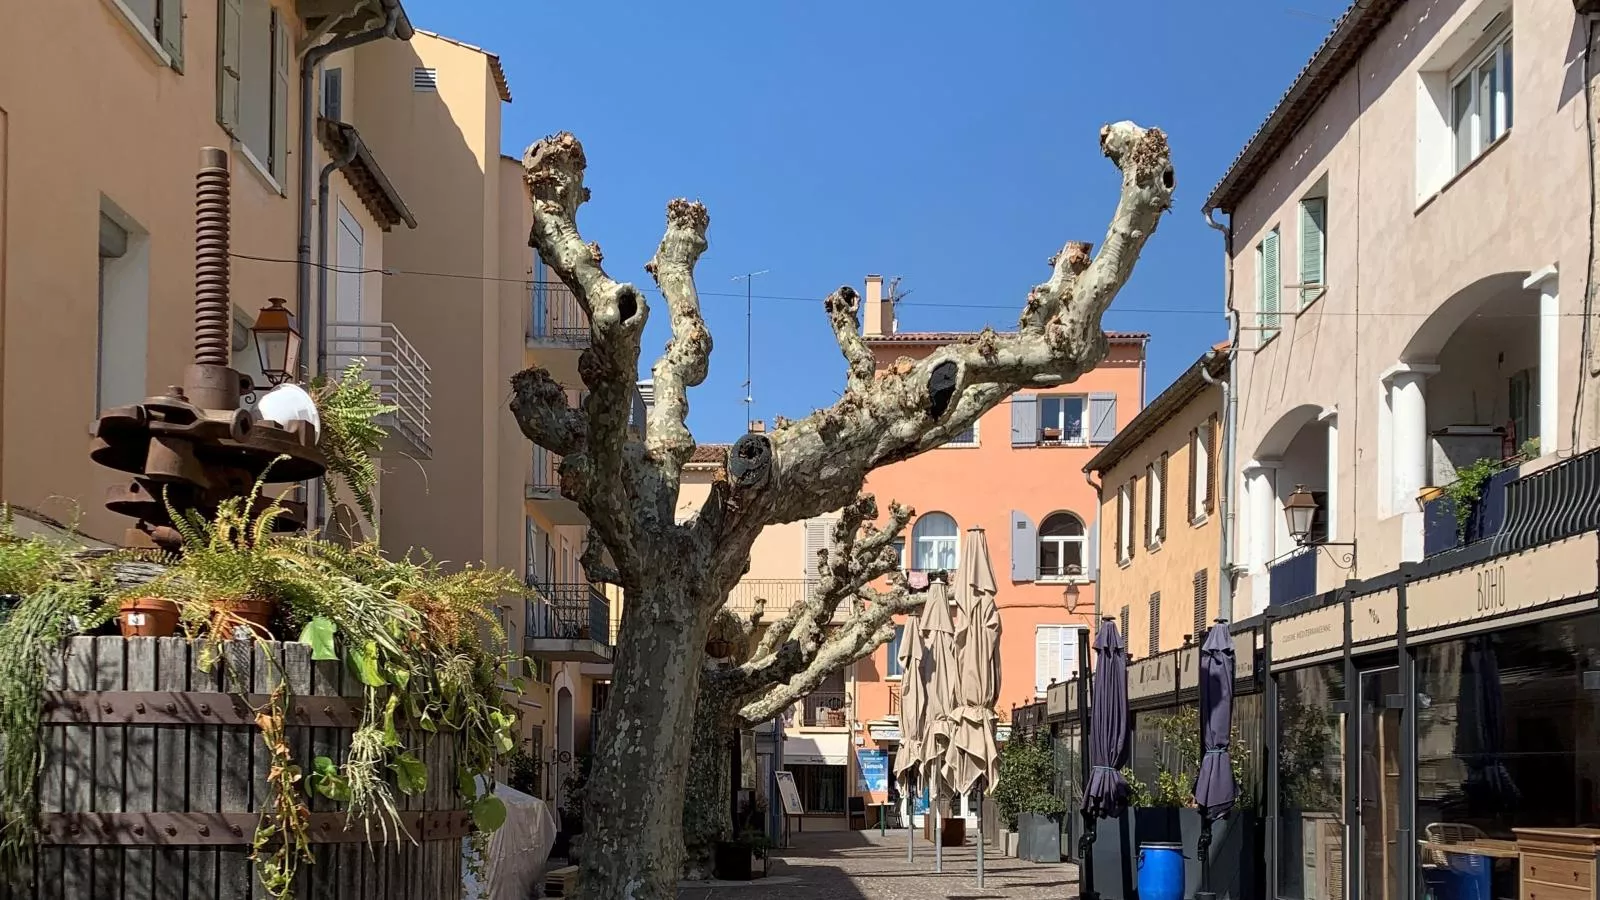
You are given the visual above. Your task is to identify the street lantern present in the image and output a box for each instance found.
[251,298,301,385]
[1284,485,1319,544]
[1061,564,1083,611]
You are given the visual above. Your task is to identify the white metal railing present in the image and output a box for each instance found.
[325,321,433,459]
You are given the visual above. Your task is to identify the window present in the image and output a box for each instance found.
[1035,625,1083,695]
[1509,368,1538,447]
[108,0,184,67]
[1146,454,1167,548]
[1451,28,1512,172]
[322,66,343,121]
[1192,570,1209,640]
[1039,395,1088,444]
[1117,481,1134,564]
[97,207,149,414]
[787,764,845,814]
[1147,592,1161,657]
[1298,195,1326,307]
[1119,605,1130,644]
[886,625,905,678]
[944,421,978,447]
[1037,512,1086,580]
[911,512,958,571]
[1256,228,1281,341]
[1189,421,1213,524]
[218,0,291,184]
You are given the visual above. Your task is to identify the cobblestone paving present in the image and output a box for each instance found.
[676,831,1079,899]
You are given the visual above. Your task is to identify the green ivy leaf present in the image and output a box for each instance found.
[307,756,351,803]
[393,752,427,796]
[391,667,411,691]
[457,767,478,801]
[381,693,402,747]
[347,641,386,687]
[471,795,507,832]
[419,711,437,733]
[299,617,338,661]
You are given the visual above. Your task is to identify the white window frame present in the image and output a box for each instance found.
[1146,461,1164,549]
[1191,423,1211,525]
[1034,624,1085,697]
[1039,394,1089,445]
[1037,512,1087,582]
[886,624,905,680]
[103,0,181,69]
[1117,483,1133,565]
[942,419,979,448]
[1255,228,1281,344]
[911,512,959,572]
[1450,27,1513,174]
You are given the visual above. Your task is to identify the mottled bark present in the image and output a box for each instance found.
[510,123,1174,899]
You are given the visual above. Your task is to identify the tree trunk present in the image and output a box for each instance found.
[681,683,739,879]
[578,577,712,900]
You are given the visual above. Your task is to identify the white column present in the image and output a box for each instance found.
[1383,363,1439,512]
[1319,408,1338,541]
[1525,265,1559,454]
[1244,461,1280,570]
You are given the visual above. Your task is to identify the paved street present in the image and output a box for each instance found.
[676,832,1079,899]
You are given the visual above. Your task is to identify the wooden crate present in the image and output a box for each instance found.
[6,636,470,900]
[544,864,580,897]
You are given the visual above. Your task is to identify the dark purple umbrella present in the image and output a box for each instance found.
[1194,622,1238,819]
[1081,618,1130,819]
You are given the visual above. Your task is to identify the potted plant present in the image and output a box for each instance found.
[993,732,1067,863]
[116,595,181,637]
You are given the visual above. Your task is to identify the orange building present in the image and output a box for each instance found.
[848,275,1146,824]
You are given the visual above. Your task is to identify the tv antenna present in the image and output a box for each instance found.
[731,270,769,415]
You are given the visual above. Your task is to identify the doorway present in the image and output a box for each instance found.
[1357,666,1403,900]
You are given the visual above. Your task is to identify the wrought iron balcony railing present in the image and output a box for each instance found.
[526,581,611,646]
[799,691,849,728]
[528,281,590,347]
[722,579,816,617]
[324,321,432,459]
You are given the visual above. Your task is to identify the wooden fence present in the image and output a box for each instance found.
[7,636,467,899]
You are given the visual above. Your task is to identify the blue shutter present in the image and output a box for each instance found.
[1084,514,1100,582]
[1088,394,1118,445]
[1011,395,1039,446]
[1010,511,1038,582]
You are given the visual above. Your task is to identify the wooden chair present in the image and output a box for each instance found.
[848,796,868,830]
[1422,822,1487,867]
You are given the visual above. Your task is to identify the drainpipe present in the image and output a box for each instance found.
[296,2,406,379]
[1204,206,1239,622]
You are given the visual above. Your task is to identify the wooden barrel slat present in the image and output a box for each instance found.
[25,637,469,899]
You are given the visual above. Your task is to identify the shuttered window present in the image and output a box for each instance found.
[217,0,290,184]
[1148,592,1161,657]
[1156,453,1169,542]
[803,517,837,580]
[1204,416,1218,515]
[1192,570,1209,641]
[1257,228,1281,341]
[1299,196,1326,307]
[1119,605,1130,647]
[886,625,905,677]
[109,0,184,68]
[1035,625,1082,696]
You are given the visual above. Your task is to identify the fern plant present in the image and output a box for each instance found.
[311,360,396,526]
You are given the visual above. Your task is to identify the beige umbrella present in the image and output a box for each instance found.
[945,528,1002,887]
[892,608,926,784]
[918,578,960,872]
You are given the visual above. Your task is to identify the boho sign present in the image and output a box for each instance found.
[1271,603,1343,664]
[1406,532,1599,634]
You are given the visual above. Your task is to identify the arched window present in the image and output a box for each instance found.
[911,512,959,571]
[1038,512,1086,579]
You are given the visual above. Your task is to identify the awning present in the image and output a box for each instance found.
[784,732,849,767]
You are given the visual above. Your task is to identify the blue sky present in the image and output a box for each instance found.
[406,0,1342,442]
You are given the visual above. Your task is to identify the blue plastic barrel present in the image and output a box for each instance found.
[1138,842,1185,900]
[1444,853,1491,900]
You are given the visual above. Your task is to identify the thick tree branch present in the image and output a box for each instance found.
[644,199,712,478]
[508,368,586,456]
[824,286,875,394]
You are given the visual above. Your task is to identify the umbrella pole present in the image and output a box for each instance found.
[975,788,985,888]
[933,776,943,874]
[1196,811,1215,900]
[1078,816,1099,900]
[906,775,915,862]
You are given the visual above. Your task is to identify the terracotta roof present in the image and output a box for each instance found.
[317,119,417,230]
[1084,349,1230,475]
[864,330,1150,345]
[687,444,731,466]
[1202,0,1403,213]
[414,30,513,103]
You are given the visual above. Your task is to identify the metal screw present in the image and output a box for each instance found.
[197,825,210,837]
[165,826,177,837]
[165,702,177,714]
[132,825,145,837]
[67,824,81,836]
[135,702,146,714]
[101,703,113,714]
[229,824,243,837]
[199,704,211,716]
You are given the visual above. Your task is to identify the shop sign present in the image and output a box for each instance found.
[1272,603,1343,662]
[996,724,1012,743]
[1236,628,1259,681]
[1127,652,1176,701]
[1179,645,1199,691]
[867,724,901,743]
[1350,589,1398,645]
[1046,680,1068,717]
[1406,532,1598,634]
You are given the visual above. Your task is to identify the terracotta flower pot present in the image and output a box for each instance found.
[221,597,276,638]
[118,597,180,638]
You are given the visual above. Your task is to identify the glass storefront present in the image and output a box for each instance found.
[1276,662,1346,900]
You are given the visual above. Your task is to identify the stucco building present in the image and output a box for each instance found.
[1085,348,1229,660]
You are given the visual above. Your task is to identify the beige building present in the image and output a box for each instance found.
[1084,349,1228,659]
[1205,0,1600,612]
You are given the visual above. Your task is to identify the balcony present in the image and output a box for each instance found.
[325,321,432,459]
[798,692,849,728]
[527,281,588,385]
[525,581,612,663]
[1422,465,1516,557]
[526,447,585,525]
[723,579,817,619]
[1267,546,1318,607]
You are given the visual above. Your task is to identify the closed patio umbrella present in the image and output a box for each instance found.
[919,578,960,873]
[894,608,927,860]
[1194,621,1238,900]
[1460,635,1518,813]
[946,528,1002,886]
[1081,617,1130,900]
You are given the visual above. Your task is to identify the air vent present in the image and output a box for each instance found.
[412,67,438,92]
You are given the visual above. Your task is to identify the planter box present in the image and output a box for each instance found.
[1017,812,1063,863]
[1087,809,1260,900]
[713,841,754,881]
[1000,829,1018,857]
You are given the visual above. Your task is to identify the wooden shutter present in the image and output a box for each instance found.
[1260,229,1281,336]
[1059,632,1077,691]
[157,0,184,70]
[216,0,243,135]
[1192,569,1208,640]
[1035,626,1060,695]
[1204,416,1218,514]
[1119,605,1130,645]
[1088,393,1118,445]
[1011,395,1039,446]
[1143,465,1154,548]
[803,518,833,579]
[1084,514,1100,582]
[1010,511,1038,582]
[1187,428,1199,524]
[1299,197,1326,307]
[1157,453,1169,541]
[1148,592,1161,657]
[1127,477,1137,560]
[1114,488,1124,563]
[270,8,290,181]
